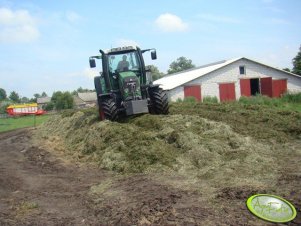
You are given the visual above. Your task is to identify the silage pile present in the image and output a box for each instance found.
[37,111,280,187]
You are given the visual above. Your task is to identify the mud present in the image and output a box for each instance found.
[0,128,300,225]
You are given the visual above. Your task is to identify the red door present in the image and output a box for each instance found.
[240,79,251,97]
[260,77,273,97]
[219,83,236,102]
[272,79,287,97]
[280,79,287,95]
[184,85,201,101]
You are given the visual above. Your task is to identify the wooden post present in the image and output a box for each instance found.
[34,115,36,128]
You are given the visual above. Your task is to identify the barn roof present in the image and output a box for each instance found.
[37,97,51,104]
[153,57,301,90]
[78,92,97,102]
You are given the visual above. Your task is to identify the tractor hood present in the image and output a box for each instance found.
[118,71,142,101]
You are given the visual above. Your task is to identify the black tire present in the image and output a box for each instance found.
[94,76,102,106]
[101,98,119,121]
[149,88,169,114]
[94,76,105,119]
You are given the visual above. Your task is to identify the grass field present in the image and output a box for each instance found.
[0,115,49,133]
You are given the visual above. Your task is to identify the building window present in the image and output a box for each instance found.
[239,66,246,75]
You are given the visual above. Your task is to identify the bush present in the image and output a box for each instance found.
[183,96,197,103]
[239,95,280,106]
[43,101,55,111]
[0,102,10,114]
[281,92,301,103]
[176,98,183,103]
[203,96,218,103]
[51,91,74,110]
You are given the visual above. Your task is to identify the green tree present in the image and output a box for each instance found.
[149,65,164,81]
[9,91,21,103]
[71,90,78,95]
[31,92,47,102]
[51,91,74,110]
[0,88,7,101]
[76,87,92,93]
[34,93,41,98]
[21,97,29,103]
[0,103,10,114]
[283,68,291,72]
[44,101,54,111]
[167,56,195,74]
[31,93,41,102]
[292,45,301,75]
[77,87,84,93]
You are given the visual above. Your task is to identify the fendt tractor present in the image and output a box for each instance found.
[89,46,169,121]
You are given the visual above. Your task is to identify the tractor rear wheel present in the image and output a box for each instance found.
[94,76,105,120]
[101,98,119,121]
[149,88,169,114]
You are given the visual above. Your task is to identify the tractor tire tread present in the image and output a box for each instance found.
[149,88,169,115]
[101,99,119,121]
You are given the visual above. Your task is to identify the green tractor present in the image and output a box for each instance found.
[89,46,169,121]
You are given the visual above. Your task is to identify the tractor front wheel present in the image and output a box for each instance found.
[100,98,119,121]
[149,88,169,115]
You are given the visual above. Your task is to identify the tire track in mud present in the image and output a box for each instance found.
[0,129,106,225]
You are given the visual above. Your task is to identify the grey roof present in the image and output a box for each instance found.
[78,92,97,102]
[37,97,51,104]
[73,95,85,105]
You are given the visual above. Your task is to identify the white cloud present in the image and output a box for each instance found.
[197,13,241,24]
[0,7,39,43]
[66,11,81,23]
[155,13,188,32]
[114,38,139,47]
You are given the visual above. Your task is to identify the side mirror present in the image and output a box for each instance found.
[151,50,157,60]
[89,58,96,68]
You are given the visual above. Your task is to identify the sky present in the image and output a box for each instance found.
[0,0,301,98]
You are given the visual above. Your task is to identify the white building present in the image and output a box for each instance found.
[154,57,301,102]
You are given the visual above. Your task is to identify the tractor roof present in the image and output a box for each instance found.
[106,46,138,54]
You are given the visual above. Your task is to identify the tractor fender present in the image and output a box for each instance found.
[148,84,160,89]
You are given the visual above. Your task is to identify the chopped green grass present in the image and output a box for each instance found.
[34,98,301,175]
[0,115,49,133]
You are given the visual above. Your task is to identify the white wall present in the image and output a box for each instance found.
[167,58,301,102]
[168,87,184,101]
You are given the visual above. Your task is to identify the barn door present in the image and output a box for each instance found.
[272,79,287,97]
[240,79,251,97]
[219,83,236,102]
[260,77,273,97]
[184,85,201,101]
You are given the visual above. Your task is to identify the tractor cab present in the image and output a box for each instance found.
[106,47,150,93]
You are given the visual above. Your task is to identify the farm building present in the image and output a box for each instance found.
[37,97,51,109]
[37,93,97,109]
[73,92,97,108]
[153,57,301,102]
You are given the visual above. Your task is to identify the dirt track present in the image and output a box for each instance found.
[0,128,300,225]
